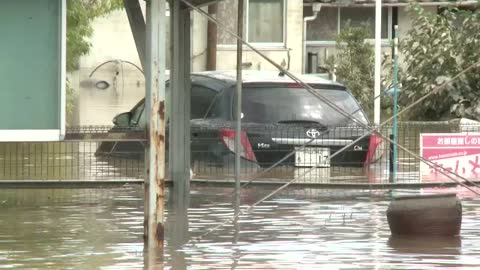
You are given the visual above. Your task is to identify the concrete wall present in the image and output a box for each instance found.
[192,8,208,72]
[71,8,146,126]
[216,1,304,73]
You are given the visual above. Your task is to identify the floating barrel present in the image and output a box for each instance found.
[387,193,462,236]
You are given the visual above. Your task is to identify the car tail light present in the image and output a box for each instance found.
[285,83,304,88]
[219,128,257,162]
[365,132,384,165]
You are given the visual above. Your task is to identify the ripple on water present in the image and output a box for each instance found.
[1,186,480,269]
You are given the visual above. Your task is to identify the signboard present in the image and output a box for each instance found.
[420,133,480,181]
[0,0,66,141]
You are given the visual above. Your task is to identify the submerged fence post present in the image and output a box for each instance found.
[144,0,166,267]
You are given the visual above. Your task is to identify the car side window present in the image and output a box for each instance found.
[130,101,145,126]
[137,105,145,127]
[137,83,170,127]
[191,85,217,119]
[136,83,215,125]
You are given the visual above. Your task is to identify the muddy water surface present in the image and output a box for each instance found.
[0,186,479,269]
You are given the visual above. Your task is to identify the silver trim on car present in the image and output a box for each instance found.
[272,138,354,146]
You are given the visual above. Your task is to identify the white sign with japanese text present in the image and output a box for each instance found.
[420,133,480,181]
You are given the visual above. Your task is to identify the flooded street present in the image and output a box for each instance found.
[1,185,480,269]
[3,0,480,268]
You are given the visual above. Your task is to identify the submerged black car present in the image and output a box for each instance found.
[96,70,383,168]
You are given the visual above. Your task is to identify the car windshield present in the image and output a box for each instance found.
[241,86,368,126]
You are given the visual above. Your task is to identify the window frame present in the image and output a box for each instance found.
[305,6,395,47]
[218,0,287,48]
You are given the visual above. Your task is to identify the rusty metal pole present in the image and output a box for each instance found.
[206,4,217,71]
[144,0,167,267]
[234,0,244,204]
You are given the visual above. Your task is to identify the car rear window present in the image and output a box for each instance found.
[240,85,368,126]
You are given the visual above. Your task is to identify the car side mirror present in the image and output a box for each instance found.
[113,112,131,127]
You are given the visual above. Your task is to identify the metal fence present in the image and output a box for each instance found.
[0,126,145,181]
[1,121,479,186]
[189,121,470,185]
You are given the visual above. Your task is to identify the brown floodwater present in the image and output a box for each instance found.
[1,185,480,269]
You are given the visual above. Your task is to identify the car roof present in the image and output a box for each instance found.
[192,70,345,88]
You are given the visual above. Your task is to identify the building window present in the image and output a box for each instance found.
[248,0,284,43]
[217,0,285,45]
[306,6,395,42]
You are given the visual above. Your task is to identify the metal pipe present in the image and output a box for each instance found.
[144,0,166,268]
[235,0,244,204]
[169,3,191,269]
[392,25,399,183]
[303,4,321,74]
[169,0,191,192]
[374,0,382,125]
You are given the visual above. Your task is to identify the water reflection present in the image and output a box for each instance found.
[387,236,467,269]
[1,186,480,269]
[388,235,462,255]
[0,188,144,269]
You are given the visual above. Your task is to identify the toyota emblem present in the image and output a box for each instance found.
[306,128,321,138]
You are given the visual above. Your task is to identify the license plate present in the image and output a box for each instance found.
[295,147,330,167]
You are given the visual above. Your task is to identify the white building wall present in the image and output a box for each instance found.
[191,9,208,72]
[73,6,209,126]
[73,8,146,126]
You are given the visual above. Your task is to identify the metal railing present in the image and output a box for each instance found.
[1,121,479,187]
[0,126,145,181]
